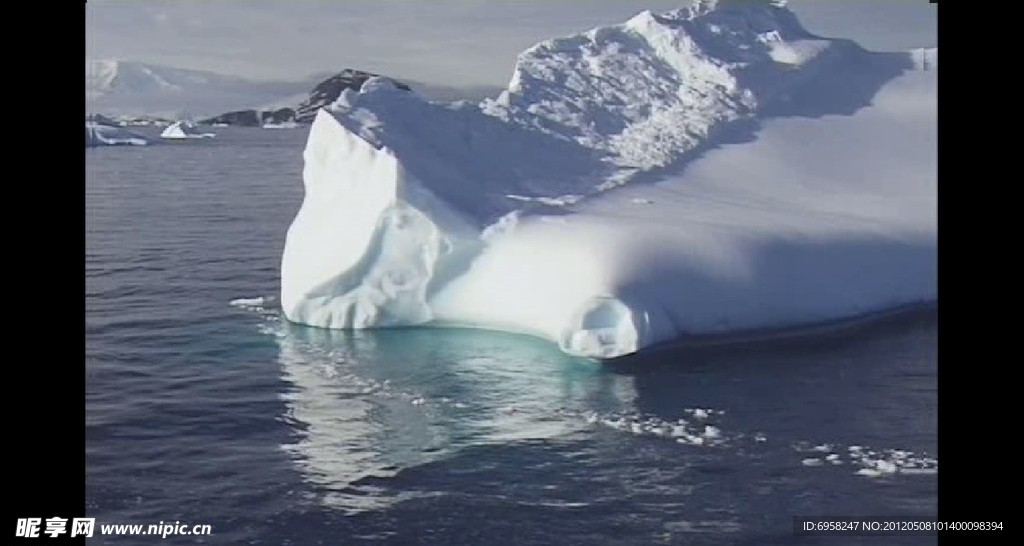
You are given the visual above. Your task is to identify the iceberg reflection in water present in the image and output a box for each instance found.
[268,307,935,519]
[273,322,637,511]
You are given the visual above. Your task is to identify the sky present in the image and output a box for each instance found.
[86,0,938,87]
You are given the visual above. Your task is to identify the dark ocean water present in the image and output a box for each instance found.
[86,127,937,545]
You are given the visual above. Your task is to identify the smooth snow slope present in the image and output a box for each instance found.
[281,0,936,358]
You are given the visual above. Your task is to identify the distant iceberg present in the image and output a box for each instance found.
[160,120,216,139]
[85,120,148,147]
[280,0,936,358]
[262,121,299,129]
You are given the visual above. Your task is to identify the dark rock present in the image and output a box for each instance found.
[201,109,263,126]
[203,69,410,126]
[263,108,296,124]
[294,69,410,122]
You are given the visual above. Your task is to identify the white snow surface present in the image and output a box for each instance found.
[160,120,216,139]
[85,121,148,147]
[281,0,936,358]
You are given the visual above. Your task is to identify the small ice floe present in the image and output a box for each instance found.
[230,296,279,318]
[631,198,654,205]
[230,296,267,309]
[160,120,215,139]
[898,467,938,475]
[753,433,768,443]
[855,459,897,477]
[678,435,705,446]
[591,411,729,447]
[795,441,937,477]
[684,408,718,419]
[651,424,672,436]
[801,458,824,467]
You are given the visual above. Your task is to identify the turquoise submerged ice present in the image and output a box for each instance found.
[280,0,937,358]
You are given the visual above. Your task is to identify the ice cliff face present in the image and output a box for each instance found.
[280,0,937,358]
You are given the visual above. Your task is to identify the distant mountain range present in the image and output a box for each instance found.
[85,60,312,118]
[85,60,502,120]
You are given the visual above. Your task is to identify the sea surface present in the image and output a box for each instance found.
[86,127,937,545]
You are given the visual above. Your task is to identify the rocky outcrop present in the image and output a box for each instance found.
[202,69,409,126]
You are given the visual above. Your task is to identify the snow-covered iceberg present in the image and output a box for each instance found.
[160,120,216,139]
[280,0,936,359]
[85,120,148,147]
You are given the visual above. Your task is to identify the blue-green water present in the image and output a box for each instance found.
[86,127,936,545]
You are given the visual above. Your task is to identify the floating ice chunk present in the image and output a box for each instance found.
[160,120,215,139]
[899,468,938,475]
[279,0,936,358]
[678,435,705,446]
[85,121,148,147]
[863,459,897,474]
[230,296,267,308]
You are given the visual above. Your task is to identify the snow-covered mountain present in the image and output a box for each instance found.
[85,60,311,118]
[280,0,936,358]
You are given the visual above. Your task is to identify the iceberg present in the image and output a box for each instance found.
[85,120,148,147]
[280,0,936,359]
[262,120,300,129]
[160,120,216,139]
